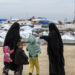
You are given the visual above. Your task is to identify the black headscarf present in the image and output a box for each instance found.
[49,23,63,47]
[4,22,21,71]
[4,22,20,49]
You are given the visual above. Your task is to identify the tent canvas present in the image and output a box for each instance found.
[39,21,51,25]
[0,19,7,21]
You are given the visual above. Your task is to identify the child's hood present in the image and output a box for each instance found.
[3,46,9,53]
[29,35,36,44]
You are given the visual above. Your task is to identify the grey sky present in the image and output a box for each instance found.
[0,0,74,21]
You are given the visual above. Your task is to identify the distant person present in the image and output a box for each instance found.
[3,46,14,75]
[40,23,65,75]
[3,22,21,75]
[26,35,41,75]
[15,42,29,75]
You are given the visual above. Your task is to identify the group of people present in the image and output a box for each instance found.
[2,22,65,75]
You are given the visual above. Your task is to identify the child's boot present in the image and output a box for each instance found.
[14,71,16,75]
[20,70,22,75]
[29,73,32,75]
[6,72,8,75]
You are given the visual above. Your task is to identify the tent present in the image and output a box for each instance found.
[62,34,75,40]
[39,21,51,25]
[38,17,47,19]
[0,21,2,24]
[0,19,7,21]
[0,19,7,24]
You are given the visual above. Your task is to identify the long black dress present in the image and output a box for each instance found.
[4,22,21,71]
[40,23,65,75]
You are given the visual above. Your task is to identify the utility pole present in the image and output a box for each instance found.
[73,0,75,23]
[74,0,75,20]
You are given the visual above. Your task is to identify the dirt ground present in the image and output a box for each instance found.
[0,45,75,75]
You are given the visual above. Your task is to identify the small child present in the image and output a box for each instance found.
[26,35,41,75]
[3,46,14,75]
[15,42,29,75]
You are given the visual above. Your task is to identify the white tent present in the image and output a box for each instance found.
[62,34,75,40]
[1,24,10,30]
[20,26,32,39]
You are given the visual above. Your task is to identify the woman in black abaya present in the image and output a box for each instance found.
[3,22,21,75]
[40,23,65,75]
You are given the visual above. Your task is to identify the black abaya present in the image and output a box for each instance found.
[40,23,65,75]
[4,22,21,71]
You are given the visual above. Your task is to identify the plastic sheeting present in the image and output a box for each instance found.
[62,34,75,40]
[0,24,10,30]
[39,21,51,25]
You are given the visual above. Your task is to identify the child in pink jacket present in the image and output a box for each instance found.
[3,46,14,75]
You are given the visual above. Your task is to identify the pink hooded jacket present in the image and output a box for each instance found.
[3,46,14,63]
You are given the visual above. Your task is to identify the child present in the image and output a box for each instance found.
[26,35,41,75]
[3,46,14,75]
[15,42,29,75]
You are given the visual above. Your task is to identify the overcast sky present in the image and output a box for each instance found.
[0,0,74,21]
